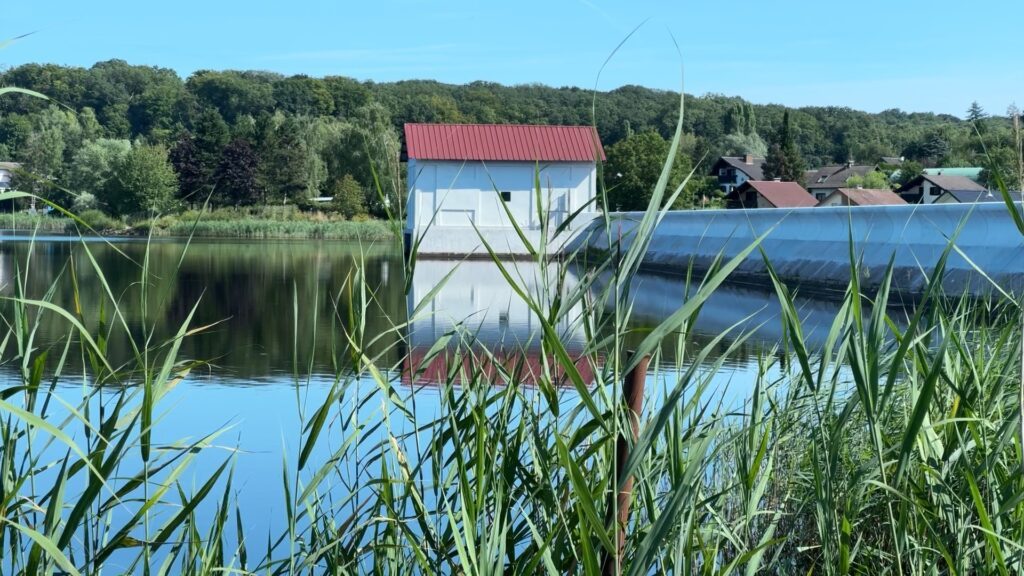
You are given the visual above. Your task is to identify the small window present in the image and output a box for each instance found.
[500,191,511,202]
[816,193,826,200]
[929,187,940,196]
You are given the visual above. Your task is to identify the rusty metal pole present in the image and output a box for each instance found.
[601,353,650,576]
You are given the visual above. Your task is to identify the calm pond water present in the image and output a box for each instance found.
[0,236,853,557]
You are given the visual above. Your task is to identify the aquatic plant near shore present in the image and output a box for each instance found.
[1,99,1024,575]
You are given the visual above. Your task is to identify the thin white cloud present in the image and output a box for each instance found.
[261,44,463,63]
[575,0,623,28]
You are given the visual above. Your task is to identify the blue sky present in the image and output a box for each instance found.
[4,0,1021,117]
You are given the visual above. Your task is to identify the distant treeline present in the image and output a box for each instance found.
[0,60,1020,216]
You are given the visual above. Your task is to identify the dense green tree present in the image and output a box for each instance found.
[966,101,986,123]
[894,160,923,187]
[273,76,334,116]
[725,102,758,135]
[103,144,178,215]
[78,107,102,141]
[192,108,230,185]
[721,132,768,157]
[4,59,1023,218]
[214,138,261,205]
[189,108,229,198]
[979,146,1023,190]
[67,138,131,198]
[845,171,890,189]
[186,70,275,122]
[129,75,187,137]
[331,174,367,218]
[260,116,312,203]
[18,107,82,205]
[98,102,132,138]
[0,114,34,158]
[604,130,692,211]
[323,76,371,119]
[762,111,805,184]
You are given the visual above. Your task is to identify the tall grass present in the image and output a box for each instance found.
[140,215,394,240]
[0,210,73,232]
[1,125,1023,575]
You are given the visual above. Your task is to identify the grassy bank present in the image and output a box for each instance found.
[0,210,75,232]
[0,206,396,241]
[140,213,395,240]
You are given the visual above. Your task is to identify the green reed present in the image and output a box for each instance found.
[0,100,1023,576]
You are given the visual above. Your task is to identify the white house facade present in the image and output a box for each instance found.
[0,162,20,190]
[897,174,986,205]
[403,124,604,256]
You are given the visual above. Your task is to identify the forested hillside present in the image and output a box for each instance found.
[1,60,1019,216]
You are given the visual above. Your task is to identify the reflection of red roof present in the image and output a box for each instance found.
[402,346,598,388]
[404,123,605,162]
[736,180,817,208]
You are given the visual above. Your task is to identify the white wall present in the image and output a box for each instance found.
[816,192,847,207]
[406,159,599,255]
[916,181,945,204]
[0,168,14,190]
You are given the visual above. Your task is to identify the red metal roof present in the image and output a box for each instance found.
[739,180,817,208]
[404,123,605,162]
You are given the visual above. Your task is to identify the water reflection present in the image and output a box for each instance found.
[404,260,591,386]
[0,236,866,385]
[590,270,860,368]
[0,237,404,379]
[402,259,862,387]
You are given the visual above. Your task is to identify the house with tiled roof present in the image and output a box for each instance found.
[803,162,880,201]
[403,123,604,256]
[710,155,765,194]
[934,189,1024,204]
[726,180,817,209]
[816,188,907,207]
[897,173,986,204]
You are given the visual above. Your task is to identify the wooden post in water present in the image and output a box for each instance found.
[601,353,650,576]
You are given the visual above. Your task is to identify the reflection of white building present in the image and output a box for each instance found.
[405,260,590,386]
[403,124,603,257]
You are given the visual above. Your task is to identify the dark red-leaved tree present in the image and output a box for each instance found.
[169,131,205,203]
[214,138,261,206]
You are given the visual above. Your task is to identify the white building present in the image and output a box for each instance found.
[0,162,20,190]
[897,174,986,204]
[403,123,604,256]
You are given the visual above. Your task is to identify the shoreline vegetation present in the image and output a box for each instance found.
[0,206,396,240]
[4,183,1024,573]
[3,64,1024,574]
[3,105,1023,571]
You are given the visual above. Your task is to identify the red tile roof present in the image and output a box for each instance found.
[739,180,817,208]
[404,123,605,162]
[827,188,907,206]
